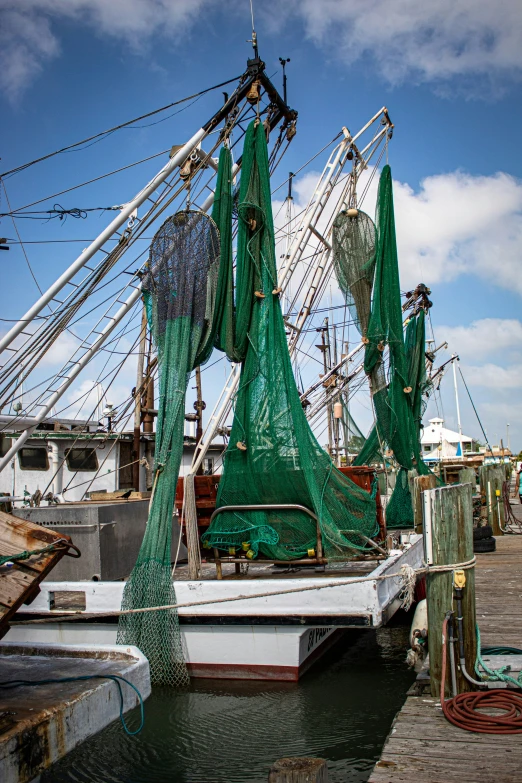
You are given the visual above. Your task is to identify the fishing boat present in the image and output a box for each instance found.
[0,37,437,682]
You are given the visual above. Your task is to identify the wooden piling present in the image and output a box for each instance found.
[479,464,505,536]
[268,758,328,783]
[424,483,476,697]
[412,474,437,534]
[457,466,476,489]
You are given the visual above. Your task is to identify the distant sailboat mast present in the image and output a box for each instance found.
[451,354,464,457]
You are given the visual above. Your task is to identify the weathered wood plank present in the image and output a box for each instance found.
[369,532,522,783]
[425,484,476,696]
[412,474,437,534]
[0,510,72,638]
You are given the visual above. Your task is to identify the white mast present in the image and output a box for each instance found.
[0,130,208,356]
[452,354,464,457]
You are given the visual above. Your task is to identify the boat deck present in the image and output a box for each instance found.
[172,558,381,581]
[369,520,522,783]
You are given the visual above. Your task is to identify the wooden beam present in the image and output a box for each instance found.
[412,474,437,534]
[424,483,476,697]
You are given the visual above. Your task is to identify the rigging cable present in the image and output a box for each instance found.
[1,74,243,179]
[457,364,494,456]
[8,149,170,215]
[0,204,123,222]
[1,179,43,295]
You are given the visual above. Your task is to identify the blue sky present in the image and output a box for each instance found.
[1,1,522,451]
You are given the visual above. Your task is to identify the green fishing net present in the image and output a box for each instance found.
[117,209,223,685]
[348,166,430,527]
[202,121,379,560]
[332,209,376,338]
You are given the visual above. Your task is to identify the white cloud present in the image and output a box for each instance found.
[437,318,522,361]
[4,0,522,100]
[283,0,522,90]
[0,0,212,100]
[0,9,59,102]
[38,331,82,367]
[464,362,522,389]
[393,171,522,293]
[275,166,522,298]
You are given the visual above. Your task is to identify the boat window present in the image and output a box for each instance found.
[65,447,99,472]
[18,447,49,471]
[0,436,12,457]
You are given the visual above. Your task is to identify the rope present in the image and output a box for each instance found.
[12,556,476,625]
[0,674,144,736]
[475,624,522,688]
[441,616,522,734]
[0,540,71,568]
[502,479,522,533]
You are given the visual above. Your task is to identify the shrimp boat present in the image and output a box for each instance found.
[0,41,432,681]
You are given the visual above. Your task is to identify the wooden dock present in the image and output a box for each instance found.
[369,532,522,783]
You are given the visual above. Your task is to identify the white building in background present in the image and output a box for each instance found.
[421,417,474,460]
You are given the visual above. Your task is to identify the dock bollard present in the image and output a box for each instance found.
[268,757,328,782]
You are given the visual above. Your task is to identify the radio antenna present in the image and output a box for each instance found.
[247,0,259,58]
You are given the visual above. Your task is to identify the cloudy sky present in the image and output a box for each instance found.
[1,0,521,450]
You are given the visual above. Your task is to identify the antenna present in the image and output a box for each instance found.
[279,57,291,104]
[247,0,259,58]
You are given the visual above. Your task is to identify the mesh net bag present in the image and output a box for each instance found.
[352,166,431,527]
[202,121,379,560]
[332,209,376,337]
[117,210,221,685]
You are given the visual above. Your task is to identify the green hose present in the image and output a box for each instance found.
[475,625,522,688]
[0,674,145,735]
[481,646,522,656]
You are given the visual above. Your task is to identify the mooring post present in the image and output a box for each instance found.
[479,464,504,536]
[457,467,476,490]
[412,474,437,534]
[268,758,328,783]
[424,483,476,697]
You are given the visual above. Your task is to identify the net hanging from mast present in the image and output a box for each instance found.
[202,120,378,560]
[117,209,223,686]
[347,165,430,527]
[332,209,376,339]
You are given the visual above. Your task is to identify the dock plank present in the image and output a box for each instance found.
[368,534,522,783]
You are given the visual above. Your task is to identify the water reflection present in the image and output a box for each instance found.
[43,626,414,783]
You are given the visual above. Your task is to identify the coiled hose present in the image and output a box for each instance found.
[441,617,522,734]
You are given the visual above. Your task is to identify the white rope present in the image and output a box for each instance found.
[12,556,476,625]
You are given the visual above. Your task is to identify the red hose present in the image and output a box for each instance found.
[440,617,522,733]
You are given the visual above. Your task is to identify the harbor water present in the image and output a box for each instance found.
[42,625,416,783]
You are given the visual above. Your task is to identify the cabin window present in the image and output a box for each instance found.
[0,436,12,457]
[18,447,49,471]
[65,447,99,472]
[203,457,214,475]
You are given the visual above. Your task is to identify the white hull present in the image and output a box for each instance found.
[8,537,422,681]
[6,622,339,681]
